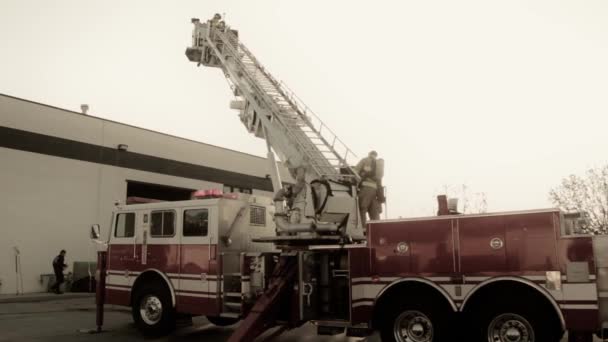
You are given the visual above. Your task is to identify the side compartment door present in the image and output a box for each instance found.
[299,251,319,321]
[459,216,508,274]
[178,206,214,315]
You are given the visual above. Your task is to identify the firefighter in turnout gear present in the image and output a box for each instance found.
[354,151,384,226]
[50,250,67,294]
[273,184,294,210]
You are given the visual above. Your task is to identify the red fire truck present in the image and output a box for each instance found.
[91,15,607,342]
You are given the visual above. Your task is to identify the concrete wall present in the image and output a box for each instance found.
[0,94,291,180]
[0,94,289,294]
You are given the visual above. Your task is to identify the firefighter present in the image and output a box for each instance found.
[273,184,294,209]
[211,13,222,24]
[354,151,382,225]
[50,250,67,294]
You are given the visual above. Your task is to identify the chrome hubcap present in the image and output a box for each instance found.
[488,313,534,342]
[139,295,162,325]
[393,310,434,342]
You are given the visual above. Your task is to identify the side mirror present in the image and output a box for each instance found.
[90,224,101,239]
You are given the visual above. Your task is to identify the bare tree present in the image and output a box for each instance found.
[549,165,608,235]
[440,184,488,214]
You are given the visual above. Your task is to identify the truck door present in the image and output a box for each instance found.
[299,250,351,322]
[177,207,213,314]
[107,211,137,287]
[142,210,179,277]
[299,251,320,321]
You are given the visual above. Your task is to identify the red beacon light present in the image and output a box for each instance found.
[209,189,222,197]
[192,189,224,199]
[223,193,239,200]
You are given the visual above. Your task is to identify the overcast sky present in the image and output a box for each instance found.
[2,0,607,218]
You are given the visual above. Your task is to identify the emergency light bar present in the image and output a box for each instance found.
[191,189,240,200]
[192,189,223,199]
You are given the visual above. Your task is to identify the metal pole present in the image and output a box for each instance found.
[15,254,18,295]
[384,186,388,220]
[13,247,20,295]
[95,251,107,332]
[18,255,23,295]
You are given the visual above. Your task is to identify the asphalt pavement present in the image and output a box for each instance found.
[0,297,370,342]
[0,297,601,342]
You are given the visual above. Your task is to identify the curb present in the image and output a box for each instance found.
[0,293,94,304]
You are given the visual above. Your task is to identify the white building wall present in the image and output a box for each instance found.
[0,94,291,180]
[0,94,289,294]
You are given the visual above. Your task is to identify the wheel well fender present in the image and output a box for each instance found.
[131,269,176,308]
[460,276,565,331]
[371,277,458,329]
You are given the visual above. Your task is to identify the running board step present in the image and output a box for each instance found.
[226,256,298,342]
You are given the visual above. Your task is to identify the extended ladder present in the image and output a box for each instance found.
[187,17,359,182]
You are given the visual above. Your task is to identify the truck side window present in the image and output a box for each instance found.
[184,209,209,237]
[115,213,135,237]
[151,211,175,237]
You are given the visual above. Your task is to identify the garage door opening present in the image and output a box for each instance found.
[126,181,195,203]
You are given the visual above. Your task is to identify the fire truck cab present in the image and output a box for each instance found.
[101,191,280,335]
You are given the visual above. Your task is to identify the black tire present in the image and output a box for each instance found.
[472,300,562,342]
[380,299,449,342]
[206,316,239,326]
[131,282,176,337]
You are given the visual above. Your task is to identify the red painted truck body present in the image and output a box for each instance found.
[99,200,608,340]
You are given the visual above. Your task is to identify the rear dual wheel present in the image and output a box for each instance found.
[381,301,449,342]
[380,298,562,342]
[486,313,535,342]
[471,301,562,342]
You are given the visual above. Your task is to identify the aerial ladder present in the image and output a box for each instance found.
[185,14,370,341]
[186,14,366,246]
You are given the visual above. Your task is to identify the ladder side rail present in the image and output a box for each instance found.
[204,32,332,177]
[208,32,310,151]
[255,63,354,169]
[236,41,325,139]
[278,80,360,175]
[228,30,359,177]
[235,39,357,179]
[213,31,314,143]
[221,32,342,156]
[211,31,338,176]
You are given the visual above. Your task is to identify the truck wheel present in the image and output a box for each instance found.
[380,301,447,342]
[132,283,175,337]
[475,302,561,342]
[206,316,239,326]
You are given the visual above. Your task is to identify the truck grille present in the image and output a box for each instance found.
[250,206,266,226]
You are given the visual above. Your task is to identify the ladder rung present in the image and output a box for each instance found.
[224,302,242,309]
[223,292,242,297]
[232,41,357,176]
[220,313,240,319]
